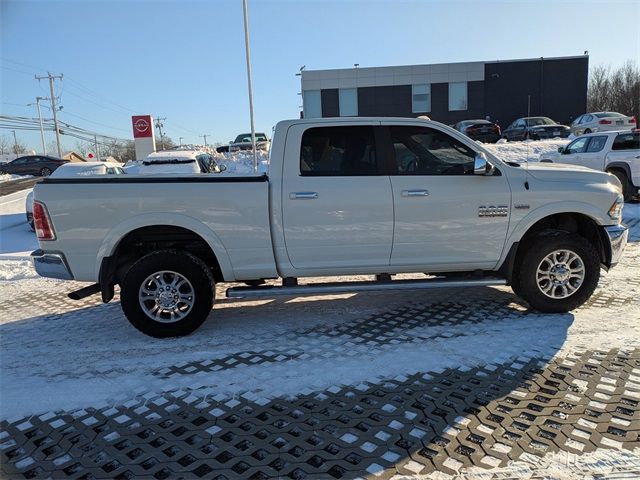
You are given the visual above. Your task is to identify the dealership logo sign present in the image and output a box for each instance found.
[134,118,149,133]
[131,115,153,138]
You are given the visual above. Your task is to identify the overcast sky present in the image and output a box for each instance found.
[2,0,639,152]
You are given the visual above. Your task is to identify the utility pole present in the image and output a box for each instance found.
[242,0,257,172]
[179,136,184,146]
[155,117,166,150]
[199,134,209,147]
[94,135,100,161]
[28,97,47,154]
[35,73,63,158]
[11,130,18,154]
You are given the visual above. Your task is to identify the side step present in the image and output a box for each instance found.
[68,283,101,300]
[226,277,506,299]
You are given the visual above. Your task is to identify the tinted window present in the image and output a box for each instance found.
[586,136,607,153]
[566,137,589,154]
[300,126,377,176]
[12,157,29,165]
[390,126,475,175]
[612,132,640,151]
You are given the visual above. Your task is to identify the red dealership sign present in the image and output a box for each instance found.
[132,115,153,138]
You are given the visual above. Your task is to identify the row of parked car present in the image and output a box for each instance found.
[453,111,636,143]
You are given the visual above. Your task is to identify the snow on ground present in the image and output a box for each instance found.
[0,188,39,281]
[0,173,33,183]
[482,138,570,164]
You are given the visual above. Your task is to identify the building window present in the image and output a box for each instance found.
[448,82,468,111]
[303,90,322,118]
[412,84,431,113]
[339,88,358,117]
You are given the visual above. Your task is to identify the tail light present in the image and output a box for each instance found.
[33,201,56,240]
[599,119,612,125]
[630,116,636,124]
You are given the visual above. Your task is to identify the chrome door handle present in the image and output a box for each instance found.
[290,192,318,200]
[401,189,429,197]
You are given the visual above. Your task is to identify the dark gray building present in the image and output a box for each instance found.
[300,55,588,127]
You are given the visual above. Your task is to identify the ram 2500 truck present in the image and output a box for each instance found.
[31,117,628,337]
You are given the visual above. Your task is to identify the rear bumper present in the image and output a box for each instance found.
[603,224,628,268]
[31,249,74,280]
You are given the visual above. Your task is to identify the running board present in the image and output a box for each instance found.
[226,277,507,299]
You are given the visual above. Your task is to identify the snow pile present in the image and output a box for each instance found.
[213,150,269,174]
[482,138,570,164]
[0,173,33,183]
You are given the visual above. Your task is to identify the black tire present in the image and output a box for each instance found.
[515,232,600,313]
[120,250,215,337]
[584,128,592,134]
[608,169,634,202]
[40,167,52,177]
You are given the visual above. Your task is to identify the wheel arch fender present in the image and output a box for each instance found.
[606,161,632,182]
[498,202,609,278]
[95,213,235,283]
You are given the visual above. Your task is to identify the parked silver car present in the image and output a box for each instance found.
[570,112,636,136]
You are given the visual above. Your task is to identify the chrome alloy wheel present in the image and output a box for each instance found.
[138,270,195,323]
[536,249,585,299]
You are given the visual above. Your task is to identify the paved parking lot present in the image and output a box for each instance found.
[1,206,639,479]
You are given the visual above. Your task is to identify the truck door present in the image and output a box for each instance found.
[281,123,394,270]
[557,136,589,166]
[579,135,608,170]
[381,123,511,270]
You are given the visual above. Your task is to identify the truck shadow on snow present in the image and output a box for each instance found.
[0,286,585,477]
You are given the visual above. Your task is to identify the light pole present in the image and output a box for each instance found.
[242,0,257,172]
[199,134,209,147]
[179,136,184,146]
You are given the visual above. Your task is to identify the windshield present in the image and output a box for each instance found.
[234,133,267,143]
[526,117,555,126]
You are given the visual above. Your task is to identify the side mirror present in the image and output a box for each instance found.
[474,153,493,175]
[557,146,565,153]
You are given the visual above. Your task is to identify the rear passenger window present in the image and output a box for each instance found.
[300,126,378,176]
[586,136,607,153]
[389,126,476,175]
[612,133,640,151]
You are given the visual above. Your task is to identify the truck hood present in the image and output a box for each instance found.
[523,161,614,184]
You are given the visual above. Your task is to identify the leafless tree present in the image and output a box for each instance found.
[0,135,10,154]
[588,61,640,119]
[155,135,176,152]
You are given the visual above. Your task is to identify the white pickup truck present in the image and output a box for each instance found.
[540,130,640,201]
[31,117,628,337]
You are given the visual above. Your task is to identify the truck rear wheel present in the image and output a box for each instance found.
[515,232,599,313]
[120,250,214,337]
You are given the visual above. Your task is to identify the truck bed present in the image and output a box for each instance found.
[34,174,277,282]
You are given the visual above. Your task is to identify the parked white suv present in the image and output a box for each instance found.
[30,117,628,337]
[540,130,639,201]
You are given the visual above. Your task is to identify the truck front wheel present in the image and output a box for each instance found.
[120,250,215,337]
[515,232,599,313]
